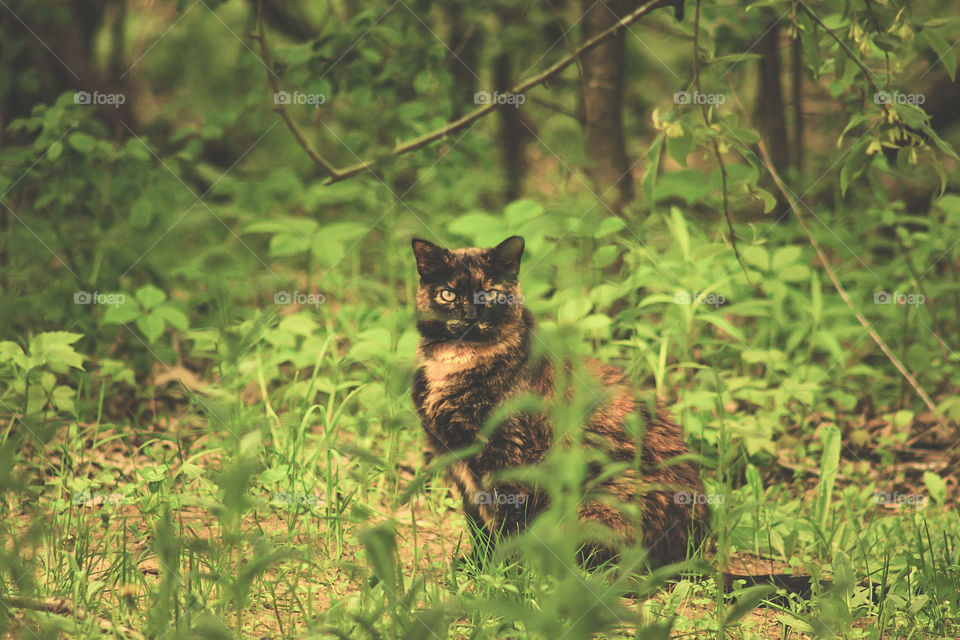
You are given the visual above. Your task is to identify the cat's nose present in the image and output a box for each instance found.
[464,304,479,320]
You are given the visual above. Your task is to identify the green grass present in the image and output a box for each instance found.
[3,205,959,639]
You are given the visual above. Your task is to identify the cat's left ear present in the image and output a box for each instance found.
[490,236,524,277]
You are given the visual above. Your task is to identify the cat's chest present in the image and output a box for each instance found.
[414,342,511,424]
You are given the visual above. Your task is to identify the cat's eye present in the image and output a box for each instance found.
[483,289,502,305]
[438,289,457,303]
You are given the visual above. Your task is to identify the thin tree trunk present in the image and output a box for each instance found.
[791,33,804,172]
[755,12,789,217]
[580,0,633,212]
[755,13,789,175]
[495,54,527,202]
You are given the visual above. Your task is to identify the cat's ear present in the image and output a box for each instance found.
[491,236,524,277]
[412,237,451,277]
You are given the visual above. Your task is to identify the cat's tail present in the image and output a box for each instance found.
[722,572,888,602]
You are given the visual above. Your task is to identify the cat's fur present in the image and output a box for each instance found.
[410,236,709,567]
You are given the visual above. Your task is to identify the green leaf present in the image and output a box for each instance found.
[772,246,802,270]
[922,123,960,161]
[130,197,154,229]
[68,132,96,154]
[0,341,26,368]
[667,207,690,261]
[797,11,821,78]
[702,315,746,342]
[103,303,140,325]
[840,139,871,196]
[153,305,189,331]
[725,585,777,625]
[755,187,777,213]
[779,263,811,282]
[595,216,626,236]
[924,27,957,82]
[28,332,84,370]
[641,134,664,208]
[923,471,946,505]
[270,233,312,257]
[504,199,544,225]
[136,285,167,310]
[810,270,822,325]
[47,140,63,161]
[592,245,621,268]
[742,245,769,271]
[447,212,502,246]
[360,524,397,599]
[137,312,166,343]
[816,425,841,532]
[558,296,592,323]
[581,314,612,331]
[666,126,695,166]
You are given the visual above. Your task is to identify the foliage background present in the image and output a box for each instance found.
[1,0,959,638]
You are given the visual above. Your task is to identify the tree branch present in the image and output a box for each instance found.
[251,0,679,185]
[753,134,949,432]
[250,0,344,179]
[693,0,752,287]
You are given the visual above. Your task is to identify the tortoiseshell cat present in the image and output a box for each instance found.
[410,235,709,568]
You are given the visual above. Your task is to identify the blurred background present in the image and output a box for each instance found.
[1,1,959,637]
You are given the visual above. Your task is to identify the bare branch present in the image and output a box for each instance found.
[252,0,680,184]
[250,0,344,179]
[753,133,950,432]
[693,0,752,287]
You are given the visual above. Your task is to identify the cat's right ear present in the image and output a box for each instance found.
[412,238,451,278]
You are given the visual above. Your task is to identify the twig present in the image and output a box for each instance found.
[752,135,949,432]
[541,0,584,80]
[528,95,582,122]
[894,231,950,361]
[250,0,344,179]
[693,0,752,287]
[1,596,144,639]
[251,0,679,184]
[794,1,896,123]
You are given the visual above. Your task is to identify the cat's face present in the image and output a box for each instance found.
[411,236,525,345]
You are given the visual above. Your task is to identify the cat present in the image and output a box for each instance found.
[410,235,710,568]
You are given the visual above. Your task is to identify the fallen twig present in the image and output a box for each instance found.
[1,596,144,639]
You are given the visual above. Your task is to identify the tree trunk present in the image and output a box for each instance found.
[755,12,790,176]
[580,0,633,212]
[495,54,527,202]
[791,33,804,172]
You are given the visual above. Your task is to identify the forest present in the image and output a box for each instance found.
[1,1,959,638]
